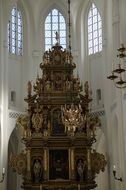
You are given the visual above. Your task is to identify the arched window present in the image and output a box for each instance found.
[8,7,23,56]
[45,9,66,50]
[88,3,102,55]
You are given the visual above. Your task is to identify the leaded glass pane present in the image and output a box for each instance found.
[18,33,22,40]
[52,9,58,16]
[12,38,16,46]
[12,23,16,30]
[59,16,65,23]
[98,14,101,21]
[12,46,16,53]
[94,46,98,53]
[60,38,66,44]
[99,44,102,51]
[88,33,92,40]
[88,18,92,25]
[45,31,51,38]
[12,16,16,23]
[52,15,58,23]
[93,31,98,38]
[99,29,102,36]
[99,37,102,44]
[45,38,51,45]
[94,38,98,46]
[88,3,102,55]
[45,24,51,30]
[18,18,22,26]
[12,31,16,38]
[18,40,21,48]
[89,40,93,48]
[12,8,16,16]
[52,23,58,31]
[8,7,23,55]
[93,8,97,16]
[52,31,56,38]
[45,8,66,50]
[89,48,93,55]
[88,25,92,33]
[45,16,51,23]
[60,23,66,30]
[98,21,102,29]
[18,26,22,33]
[45,45,51,51]
[88,11,92,18]
[93,23,97,31]
[52,37,56,45]
[60,30,66,37]
[93,15,97,24]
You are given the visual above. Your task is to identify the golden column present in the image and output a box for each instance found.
[26,148,31,180]
[69,148,75,179]
[87,148,91,180]
[43,148,48,180]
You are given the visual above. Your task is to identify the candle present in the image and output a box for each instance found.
[40,184,42,190]
[2,168,5,174]
[78,184,80,190]
[113,165,116,171]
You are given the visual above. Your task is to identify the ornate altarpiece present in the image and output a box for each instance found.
[10,41,107,190]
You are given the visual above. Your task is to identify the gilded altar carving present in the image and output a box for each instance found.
[10,36,107,190]
[10,152,27,175]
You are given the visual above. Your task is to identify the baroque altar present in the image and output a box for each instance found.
[10,39,106,190]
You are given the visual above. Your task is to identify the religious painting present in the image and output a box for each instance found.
[51,108,65,135]
[49,149,69,180]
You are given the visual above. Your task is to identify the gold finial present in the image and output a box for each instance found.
[27,81,32,96]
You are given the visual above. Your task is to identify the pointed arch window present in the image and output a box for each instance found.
[45,9,66,50]
[88,3,102,55]
[8,7,23,56]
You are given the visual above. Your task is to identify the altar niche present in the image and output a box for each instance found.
[49,149,69,180]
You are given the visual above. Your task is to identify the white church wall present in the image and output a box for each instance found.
[8,56,23,110]
[103,0,126,189]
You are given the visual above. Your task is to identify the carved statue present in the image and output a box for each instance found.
[77,159,85,182]
[33,159,42,183]
[16,115,29,138]
[45,80,51,91]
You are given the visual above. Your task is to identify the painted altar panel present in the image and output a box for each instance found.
[49,149,69,180]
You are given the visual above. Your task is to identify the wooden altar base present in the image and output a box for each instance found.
[21,180,97,190]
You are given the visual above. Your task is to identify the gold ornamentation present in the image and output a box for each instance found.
[91,150,107,174]
[10,152,27,175]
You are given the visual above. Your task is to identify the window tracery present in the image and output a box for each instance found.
[88,3,102,55]
[8,7,23,56]
[45,8,66,50]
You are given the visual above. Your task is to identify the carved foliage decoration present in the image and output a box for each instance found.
[10,152,27,175]
[91,150,107,175]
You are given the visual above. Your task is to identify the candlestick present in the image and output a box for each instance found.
[40,184,42,190]
[2,168,5,174]
[0,168,5,183]
[78,184,80,190]
[113,165,116,171]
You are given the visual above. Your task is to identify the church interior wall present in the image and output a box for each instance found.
[1,0,126,189]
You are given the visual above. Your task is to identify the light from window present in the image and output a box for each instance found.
[45,9,66,50]
[8,7,23,56]
[88,3,102,55]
